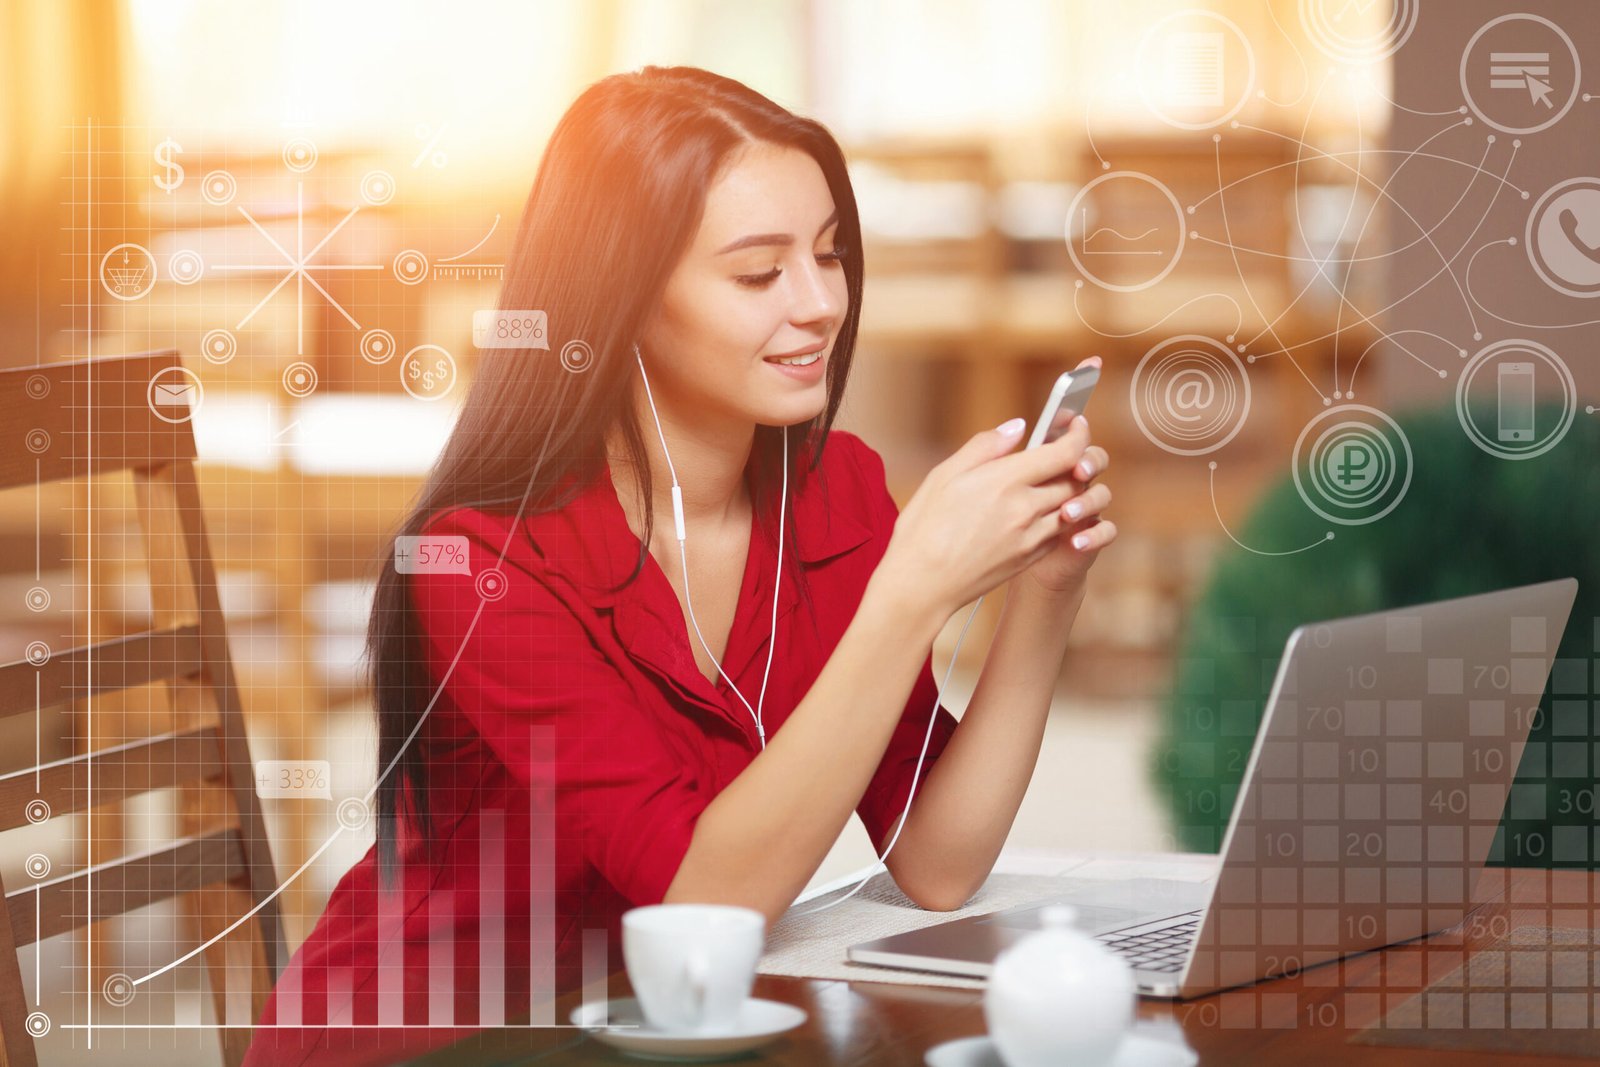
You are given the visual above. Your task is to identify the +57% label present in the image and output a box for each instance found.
[393,535,472,575]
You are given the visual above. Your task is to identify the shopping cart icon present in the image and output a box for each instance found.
[100,243,157,301]
[107,266,150,295]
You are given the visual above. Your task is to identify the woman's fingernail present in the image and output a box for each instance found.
[995,417,1027,437]
[1072,533,1090,550]
[1066,501,1083,519]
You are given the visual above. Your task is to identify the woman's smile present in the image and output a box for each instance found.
[762,339,829,381]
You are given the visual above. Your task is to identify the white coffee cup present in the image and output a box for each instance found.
[622,903,766,1032]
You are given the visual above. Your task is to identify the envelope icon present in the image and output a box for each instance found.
[154,381,195,407]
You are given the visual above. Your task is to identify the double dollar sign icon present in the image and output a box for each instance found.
[153,138,184,194]
[409,355,449,390]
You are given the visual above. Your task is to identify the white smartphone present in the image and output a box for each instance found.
[1026,365,1100,450]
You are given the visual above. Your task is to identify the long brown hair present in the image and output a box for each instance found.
[367,66,865,879]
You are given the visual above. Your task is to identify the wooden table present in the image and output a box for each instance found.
[418,868,1598,1065]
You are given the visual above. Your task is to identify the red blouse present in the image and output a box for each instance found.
[243,429,959,1066]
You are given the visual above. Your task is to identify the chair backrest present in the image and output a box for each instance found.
[0,350,285,1067]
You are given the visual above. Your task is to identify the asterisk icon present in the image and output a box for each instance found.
[217,183,383,355]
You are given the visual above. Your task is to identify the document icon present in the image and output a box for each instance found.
[153,381,195,406]
[1168,32,1225,108]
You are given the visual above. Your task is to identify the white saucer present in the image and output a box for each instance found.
[925,1030,1199,1067]
[570,997,807,1061]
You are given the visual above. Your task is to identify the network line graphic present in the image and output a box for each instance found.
[1066,4,1593,554]
[215,181,385,357]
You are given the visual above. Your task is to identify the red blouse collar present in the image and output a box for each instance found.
[516,433,875,742]
[524,435,875,607]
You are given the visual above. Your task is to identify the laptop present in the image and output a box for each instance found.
[848,579,1579,999]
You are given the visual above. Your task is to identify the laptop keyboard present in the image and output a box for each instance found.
[1094,911,1202,973]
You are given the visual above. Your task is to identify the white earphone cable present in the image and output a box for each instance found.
[633,341,979,911]
[635,343,781,748]
[794,594,985,915]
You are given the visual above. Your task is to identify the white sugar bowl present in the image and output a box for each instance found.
[983,905,1137,1067]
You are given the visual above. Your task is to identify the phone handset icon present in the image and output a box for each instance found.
[1557,208,1600,265]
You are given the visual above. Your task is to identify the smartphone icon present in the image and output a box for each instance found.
[1497,362,1535,443]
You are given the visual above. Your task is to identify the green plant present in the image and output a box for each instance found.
[1151,404,1599,867]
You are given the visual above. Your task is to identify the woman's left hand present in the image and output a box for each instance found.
[1019,356,1117,596]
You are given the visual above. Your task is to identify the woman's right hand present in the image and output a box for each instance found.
[876,415,1095,617]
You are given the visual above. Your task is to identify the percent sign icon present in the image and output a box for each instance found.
[412,122,448,169]
[425,541,468,567]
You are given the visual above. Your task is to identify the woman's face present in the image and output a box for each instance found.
[637,141,848,433]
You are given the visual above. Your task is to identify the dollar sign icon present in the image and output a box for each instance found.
[153,138,185,194]
[401,345,455,402]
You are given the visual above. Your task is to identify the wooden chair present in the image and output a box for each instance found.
[0,349,286,1066]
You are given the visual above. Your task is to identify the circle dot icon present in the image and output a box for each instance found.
[361,170,396,206]
[476,568,508,602]
[24,799,50,823]
[361,328,397,365]
[393,249,429,285]
[283,138,318,173]
[336,797,370,831]
[559,339,595,373]
[103,974,136,1007]
[201,169,237,206]
[282,361,319,398]
[25,1013,49,1038]
[168,250,204,285]
[202,328,238,365]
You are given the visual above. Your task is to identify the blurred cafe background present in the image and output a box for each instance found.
[0,2,1596,1056]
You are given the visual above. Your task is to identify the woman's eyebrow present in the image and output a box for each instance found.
[715,209,840,255]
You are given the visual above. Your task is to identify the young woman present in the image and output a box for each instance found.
[244,65,1113,1066]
